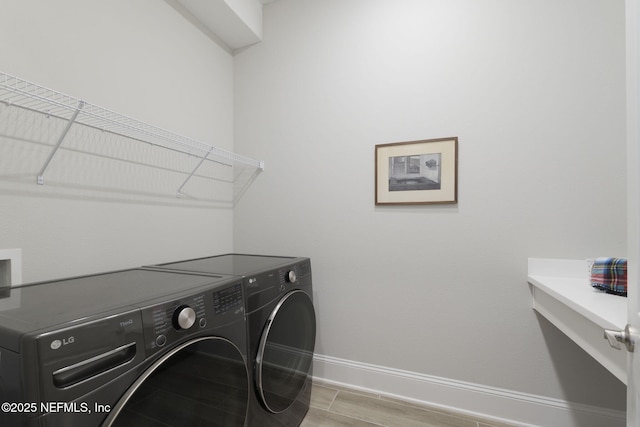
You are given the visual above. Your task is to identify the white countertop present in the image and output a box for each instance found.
[528,258,627,384]
[528,258,626,330]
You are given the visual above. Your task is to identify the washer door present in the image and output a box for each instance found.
[103,337,248,427]
[256,290,316,413]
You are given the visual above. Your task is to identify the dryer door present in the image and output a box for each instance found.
[256,290,316,413]
[102,337,248,426]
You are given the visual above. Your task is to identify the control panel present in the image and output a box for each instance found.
[245,260,312,313]
[278,262,311,290]
[213,282,243,314]
[141,281,244,355]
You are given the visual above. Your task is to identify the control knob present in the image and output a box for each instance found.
[173,305,197,330]
[285,270,297,284]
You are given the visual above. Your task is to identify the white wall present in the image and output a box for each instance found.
[234,0,627,413]
[0,0,235,282]
[0,0,629,420]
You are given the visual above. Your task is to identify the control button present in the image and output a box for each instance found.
[286,270,297,284]
[173,306,197,330]
[199,318,207,328]
[156,335,167,347]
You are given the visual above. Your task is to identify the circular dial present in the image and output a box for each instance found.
[286,270,297,284]
[173,306,197,330]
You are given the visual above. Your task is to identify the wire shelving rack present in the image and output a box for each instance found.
[0,72,264,199]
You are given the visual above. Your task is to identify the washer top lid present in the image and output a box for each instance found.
[0,268,232,340]
[150,253,304,276]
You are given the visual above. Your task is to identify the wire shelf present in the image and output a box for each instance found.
[0,71,264,198]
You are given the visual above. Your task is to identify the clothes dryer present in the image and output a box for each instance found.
[0,268,248,427]
[150,254,316,427]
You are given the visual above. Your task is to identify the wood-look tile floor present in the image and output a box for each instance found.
[301,381,518,427]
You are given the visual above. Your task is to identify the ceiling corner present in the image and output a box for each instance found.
[175,0,266,51]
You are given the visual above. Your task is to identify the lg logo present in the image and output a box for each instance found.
[50,336,75,350]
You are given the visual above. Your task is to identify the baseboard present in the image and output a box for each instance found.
[312,353,625,427]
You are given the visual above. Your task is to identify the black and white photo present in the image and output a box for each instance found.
[375,137,457,205]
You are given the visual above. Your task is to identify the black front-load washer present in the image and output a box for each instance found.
[0,268,248,427]
[150,254,316,427]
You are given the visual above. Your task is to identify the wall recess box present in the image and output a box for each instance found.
[0,249,22,287]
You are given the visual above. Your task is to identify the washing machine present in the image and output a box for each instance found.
[149,254,316,427]
[0,268,249,427]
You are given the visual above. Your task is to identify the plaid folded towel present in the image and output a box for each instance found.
[590,257,627,297]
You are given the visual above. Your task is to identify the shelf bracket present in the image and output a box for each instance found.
[37,100,85,185]
[176,148,212,197]
[233,166,263,206]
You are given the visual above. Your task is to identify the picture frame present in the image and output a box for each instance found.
[375,137,458,205]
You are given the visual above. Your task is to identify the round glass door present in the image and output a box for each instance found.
[256,290,316,413]
[104,337,248,427]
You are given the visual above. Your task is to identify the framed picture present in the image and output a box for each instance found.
[375,137,458,205]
